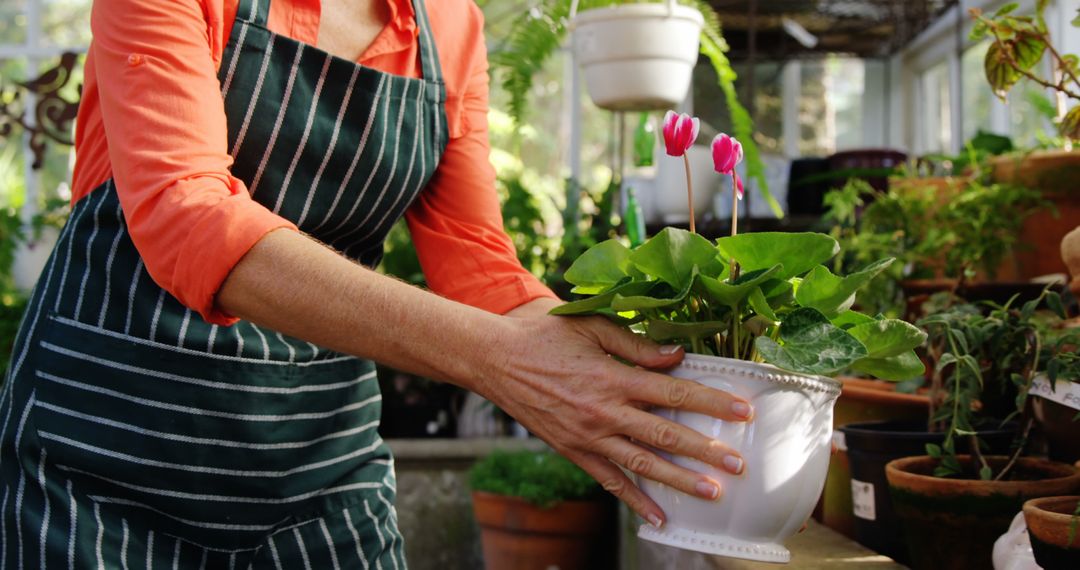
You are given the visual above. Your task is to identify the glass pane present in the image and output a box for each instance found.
[828,58,865,151]
[798,57,866,156]
[961,41,996,142]
[0,0,27,46]
[920,61,951,154]
[1007,78,1053,147]
[42,0,92,48]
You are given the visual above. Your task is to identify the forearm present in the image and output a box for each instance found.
[216,228,511,390]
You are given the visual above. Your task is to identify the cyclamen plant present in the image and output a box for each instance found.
[551,113,927,380]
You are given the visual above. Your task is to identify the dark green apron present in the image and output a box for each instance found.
[0,0,446,566]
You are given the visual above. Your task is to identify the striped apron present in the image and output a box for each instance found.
[0,0,446,566]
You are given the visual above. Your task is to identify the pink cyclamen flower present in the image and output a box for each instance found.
[711,133,743,175]
[734,174,744,200]
[662,110,700,157]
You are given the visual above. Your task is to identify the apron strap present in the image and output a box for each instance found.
[412,0,445,91]
[235,0,272,28]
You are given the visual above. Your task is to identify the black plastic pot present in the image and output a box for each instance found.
[839,420,1017,564]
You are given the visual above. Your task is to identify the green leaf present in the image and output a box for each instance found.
[761,279,794,306]
[926,443,942,458]
[611,268,697,312]
[979,465,994,481]
[754,308,869,376]
[563,239,633,293]
[646,319,730,343]
[1047,291,1067,319]
[985,37,1046,99]
[847,319,927,358]
[850,352,926,381]
[795,258,894,316]
[549,281,655,316]
[696,265,783,308]
[747,287,778,322]
[1060,105,1080,141]
[1072,8,1080,27]
[995,2,1020,17]
[831,310,877,330]
[715,232,839,280]
[629,228,719,290]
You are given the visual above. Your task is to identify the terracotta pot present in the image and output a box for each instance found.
[885,455,1080,570]
[820,378,929,539]
[471,491,612,570]
[989,150,1080,280]
[1024,496,1080,570]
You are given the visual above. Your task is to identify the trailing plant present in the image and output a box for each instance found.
[469,449,601,507]
[918,287,1071,481]
[488,0,781,216]
[970,1,1080,140]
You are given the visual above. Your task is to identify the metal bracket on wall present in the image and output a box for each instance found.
[0,52,81,170]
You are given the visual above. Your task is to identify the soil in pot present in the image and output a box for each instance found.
[886,455,1080,570]
[1024,496,1080,570]
[838,420,1016,564]
[471,491,615,570]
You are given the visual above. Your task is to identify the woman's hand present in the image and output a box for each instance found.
[482,302,754,528]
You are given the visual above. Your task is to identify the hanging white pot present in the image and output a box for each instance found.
[570,0,704,111]
[636,354,840,563]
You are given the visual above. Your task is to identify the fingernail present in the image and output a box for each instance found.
[659,345,682,355]
[723,454,744,475]
[647,514,664,528]
[731,401,753,419]
[695,480,721,500]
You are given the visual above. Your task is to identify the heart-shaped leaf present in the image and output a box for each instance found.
[646,319,730,343]
[747,287,778,322]
[564,239,634,293]
[754,307,869,376]
[851,351,926,381]
[629,228,719,290]
[612,268,698,312]
[795,258,894,316]
[696,265,783,308]
[549,281,655,316]
[847,319,927,358]
[716,233,839,279]
[831,310,877,329]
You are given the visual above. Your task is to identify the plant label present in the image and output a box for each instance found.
[851,479,876,521]
[1030,376,1080,411]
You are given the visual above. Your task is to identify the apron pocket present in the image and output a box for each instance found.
[31,314,383,549]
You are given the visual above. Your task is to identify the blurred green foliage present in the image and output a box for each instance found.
[469,449,600,507]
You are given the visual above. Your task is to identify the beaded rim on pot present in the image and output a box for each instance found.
[678,354,842,398]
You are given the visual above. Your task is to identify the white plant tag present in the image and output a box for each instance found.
[1030,375,1080,411]
[851,479,876,521]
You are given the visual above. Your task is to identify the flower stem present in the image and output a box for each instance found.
[730,173,741,281]
[683,154,695,234]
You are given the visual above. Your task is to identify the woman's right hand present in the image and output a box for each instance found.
[481,307,754,528]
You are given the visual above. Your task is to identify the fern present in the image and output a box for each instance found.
[488,0,780,217]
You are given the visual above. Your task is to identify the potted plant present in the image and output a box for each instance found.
[489,0,783,218]
[883,290,1080,570]
[550,113,926,563]
[970,2,1080,279]
[469,449,615,570]
[1029,318,1080,463]
[1023,495,1080,569]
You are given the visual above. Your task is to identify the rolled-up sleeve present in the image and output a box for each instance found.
[404,3,556,314]
[90,0,296,326]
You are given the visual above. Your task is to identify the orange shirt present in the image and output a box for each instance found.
[73,0,556,326]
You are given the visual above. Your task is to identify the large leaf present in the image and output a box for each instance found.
[629,227,719,290]
[831,310,877,329]
[715,233,839,279]
[747,287,778,322]
[549,281,655,316]
[1060,105,1080,141]
[851,352,926,381]
[985,34,1047,99]
[611,268,698,312]
[795,258,894,316]
[847,319,928,358]
[564,239,634,293]
[754,308,869,376]
[646,319,730,343]
[695,265,782,308]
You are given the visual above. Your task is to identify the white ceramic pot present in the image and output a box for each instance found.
[570,1,704,111]
[623,167,659,225]
[653,145,719,225]
[636,354,841,563]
